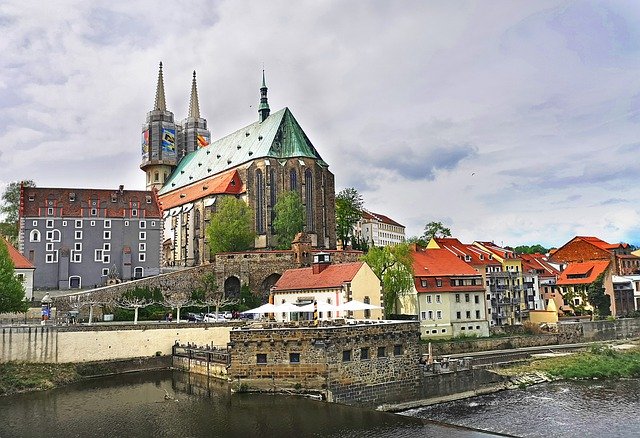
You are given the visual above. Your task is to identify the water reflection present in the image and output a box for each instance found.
[0,370,495,438]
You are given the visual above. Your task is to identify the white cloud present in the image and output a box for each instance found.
[0,0,639,247]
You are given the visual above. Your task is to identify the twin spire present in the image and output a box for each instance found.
[152,62,269,122]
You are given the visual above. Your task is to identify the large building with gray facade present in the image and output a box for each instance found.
[18,186,162,290]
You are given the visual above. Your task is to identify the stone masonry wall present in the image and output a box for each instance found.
[227,321,422,407]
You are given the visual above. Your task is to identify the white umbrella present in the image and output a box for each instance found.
[273,302,304,313]
[298,301,339,313]
[241,303,278,314]
[337,299,382,312]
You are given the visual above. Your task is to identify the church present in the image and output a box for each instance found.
[140,63,337,267]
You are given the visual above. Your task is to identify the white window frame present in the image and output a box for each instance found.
[435,294,441,303]
[68,275,82,289]
[46,243,54,251]
[46,219,54,229]
[139,253,146,262]
[426,295,432,304]
[436,310,443,319]
[133,267,144,278]
[90,208,97,216]
[103,243,111,251]
[104,220,111,229]
[45,251,58,263]
[95,249,103,262]
[101,268,109,276]
[74,243,82,251]
[62,220,67,227]
[131,209,138,217]
[29,229,41,242]
[139,220,146,229]
[47,207,53,215]
[75,230,82,240]
[139,243,146,252]
[125,220,129,227]
[103,254,110,264]
[32,220,38,227]
[151,221,156,227]
[139,231,146,240]
[75,220,82,228]
[103,230,111,240]
[90,220,96,226]
[72,252,82,263]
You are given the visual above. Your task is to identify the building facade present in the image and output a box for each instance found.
[19,186,162,290]
[141,64,337,267]
[353,210,405,247]
[401,245,490,338]
[271,254,383,321]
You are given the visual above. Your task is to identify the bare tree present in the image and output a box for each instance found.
[68,293,107,324]
[197,272,238,318]
[159,276,195,323]
[116,289,157,324]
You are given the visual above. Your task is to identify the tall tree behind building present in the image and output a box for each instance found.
[422,221,451,242]
[0,180,35,244]
[362,243,413,317]
[335,187,363,248]
[273,191,304,249]
[206,197,256,255]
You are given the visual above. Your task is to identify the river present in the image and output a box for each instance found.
[1,371,636,438]
[0,370,492,438]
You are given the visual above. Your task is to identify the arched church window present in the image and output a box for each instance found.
[269,168,277,233]
[154,172,159,182]
[256,170,265,234]
[290,169,297,191]
[305,169,314,230]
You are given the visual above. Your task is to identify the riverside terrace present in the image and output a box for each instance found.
[173,319,422,407]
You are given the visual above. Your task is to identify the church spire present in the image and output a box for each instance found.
[258,69,270,122]
[154,62,167,111]
[188,70,201,119]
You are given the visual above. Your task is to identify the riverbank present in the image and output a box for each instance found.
[496,343,640,380]
[0,356,171,396]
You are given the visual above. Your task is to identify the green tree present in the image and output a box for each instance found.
[335,188,363,248]
[407,235,428,247]
[362,243,414,317]
[0,180,35,243]
[514,244,548,254]
[587,273,611,319]
[0,238,28,313]
[273,191,304,249]
[422,221,451,242]
[206,197,256,254]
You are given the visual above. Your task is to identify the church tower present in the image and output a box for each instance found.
[177,71,211,161]
[141,62,178,191]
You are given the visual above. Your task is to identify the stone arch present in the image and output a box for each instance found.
[260,273,282,302]
[224,276,241,300]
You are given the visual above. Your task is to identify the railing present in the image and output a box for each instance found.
[172,343,230,365]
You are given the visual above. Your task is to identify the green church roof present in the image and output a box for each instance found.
[159,108,327,195]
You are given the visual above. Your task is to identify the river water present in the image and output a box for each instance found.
[1,371,637,438]
[0,370,492,438]
[402,378,640,438]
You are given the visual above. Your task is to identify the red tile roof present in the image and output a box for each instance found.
[20,186,161,218]
[361,210,404,228]
[434,237,502,267]
[411,247,479,276]
[557,260,610,285]
[273,262,364,291]
[520,253,561,277]
[2,237,34,269]
[158,169,244,210]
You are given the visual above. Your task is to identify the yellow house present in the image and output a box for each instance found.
[272,253,383,320]
[529,299,559,325]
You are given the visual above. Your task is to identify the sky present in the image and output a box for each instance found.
[1,0,639,248]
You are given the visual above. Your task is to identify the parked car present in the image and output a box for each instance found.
[203,313,225,322]
[186,312,204,322]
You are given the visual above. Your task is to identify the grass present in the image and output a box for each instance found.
[499,345,640,380]
[0,362,81,396]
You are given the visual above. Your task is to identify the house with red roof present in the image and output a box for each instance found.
[520,253,561,313]
[353,210,405,248]
[401,245,489,338]
[2,237,35,300]
[550,236,637,317]
[272,253,383,321]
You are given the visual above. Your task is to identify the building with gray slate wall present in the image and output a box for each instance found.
[18,185,162,291]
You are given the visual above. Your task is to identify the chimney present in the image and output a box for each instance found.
[312,252,331,274]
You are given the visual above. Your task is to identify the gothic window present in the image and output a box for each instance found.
[290,169,297,191]
[256,169,265,234]
[194,208,201,230]
[269,168,277,233]
[305,169,313,230]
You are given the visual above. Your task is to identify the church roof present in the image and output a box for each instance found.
[158,169,244,210]
[159,107,327,195]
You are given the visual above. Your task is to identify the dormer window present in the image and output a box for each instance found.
[69,193,76,202]
[111,194,117,203]
[145,195,152,204]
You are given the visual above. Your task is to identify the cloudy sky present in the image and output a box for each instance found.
[1,0,639,248]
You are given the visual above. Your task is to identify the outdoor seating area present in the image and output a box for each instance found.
[240,299,383,324]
